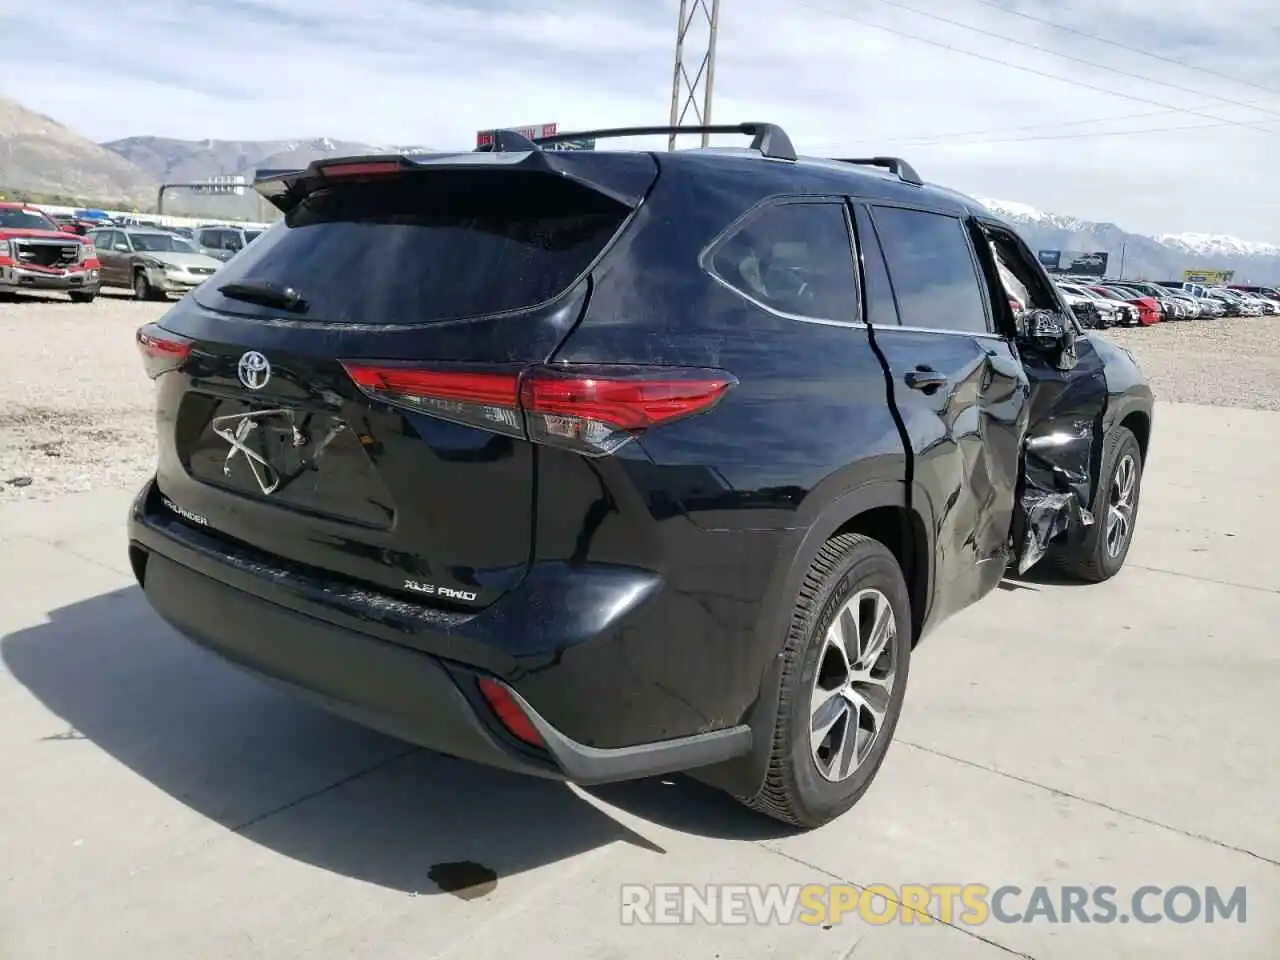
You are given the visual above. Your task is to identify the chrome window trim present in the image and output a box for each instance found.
[702,268,863,328]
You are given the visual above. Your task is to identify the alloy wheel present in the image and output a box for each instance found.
[1105,454,1137,558]
[809,588,898,782]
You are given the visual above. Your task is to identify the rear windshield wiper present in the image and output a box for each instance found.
[218,280,309,313]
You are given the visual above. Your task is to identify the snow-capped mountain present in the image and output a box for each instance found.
[974,197,1280,283]
[1153,233,1280,258]
[972,198,1090,234]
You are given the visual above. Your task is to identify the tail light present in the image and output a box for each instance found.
[476,678,543,747]
[341,363,524,435]
[136,323,193,379]
[341,362,736,457]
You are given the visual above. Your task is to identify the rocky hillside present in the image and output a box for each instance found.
[0,96,155,208]
[103,136,435,184]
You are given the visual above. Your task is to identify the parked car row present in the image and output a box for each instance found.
[0,198,268,304]
[1164,281,1280,317]
[1052,275,1280,328]
[121,221,266,263]
[87,226,225,300]
[35,207,268,263]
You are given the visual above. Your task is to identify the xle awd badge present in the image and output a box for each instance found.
[237,351,271,390]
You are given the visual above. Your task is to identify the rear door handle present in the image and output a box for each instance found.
[905,369,948,391]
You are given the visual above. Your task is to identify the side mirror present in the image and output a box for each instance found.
[1018,308,1077,371]
[1019,307,1064,339]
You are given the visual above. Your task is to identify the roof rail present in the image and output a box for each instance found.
[832,156,923,186]
[527,123,797,162]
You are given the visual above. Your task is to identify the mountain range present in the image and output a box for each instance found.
[0,95,428,218]
[975,198,1280,285]
[1,93,1277,281]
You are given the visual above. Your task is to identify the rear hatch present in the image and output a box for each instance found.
[141,151,659,609]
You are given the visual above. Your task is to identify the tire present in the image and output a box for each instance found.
[1051,426,1143,583]
[69,291,96,304]
[133,271,165,301]
[741,533,912,829]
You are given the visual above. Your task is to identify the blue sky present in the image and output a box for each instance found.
[3,0,1278,241]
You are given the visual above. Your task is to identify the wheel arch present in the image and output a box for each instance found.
[688,479,934,799]
[1119,408,1151,464]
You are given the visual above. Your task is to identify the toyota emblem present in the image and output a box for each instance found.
[237,351,272,391]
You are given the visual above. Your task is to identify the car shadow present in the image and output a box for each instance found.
[1,586,794,897]
[1002,563,1088,589]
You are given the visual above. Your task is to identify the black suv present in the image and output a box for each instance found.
[128,123,1153,828]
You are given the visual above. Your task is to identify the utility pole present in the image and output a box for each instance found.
[668,0,721,150]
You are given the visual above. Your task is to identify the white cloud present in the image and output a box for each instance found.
[2,0,1278,241]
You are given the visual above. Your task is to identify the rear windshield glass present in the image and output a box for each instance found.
[195,171,629,323]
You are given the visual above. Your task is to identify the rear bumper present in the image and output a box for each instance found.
[0,264,99,292]
[127,479,751,785]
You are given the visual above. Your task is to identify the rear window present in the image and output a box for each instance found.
[196,171,630,323]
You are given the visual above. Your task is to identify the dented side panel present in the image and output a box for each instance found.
[871,328,1031,624]
[1014,332,1138,573]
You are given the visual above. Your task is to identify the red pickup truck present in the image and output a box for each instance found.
[0,203,102,302]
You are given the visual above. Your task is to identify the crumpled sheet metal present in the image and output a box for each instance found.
[1015,418,1098,575]
[1017,491,1095,574]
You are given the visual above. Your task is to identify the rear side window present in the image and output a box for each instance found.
[196,171,629,324]
[708,201,858,323]
[851,205,900,326]
[870,206,990,334]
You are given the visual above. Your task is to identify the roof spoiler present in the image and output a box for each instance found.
[831,156,923,186]
[525,123,798,162]
[253,122,797,214]
[253,147,660,214]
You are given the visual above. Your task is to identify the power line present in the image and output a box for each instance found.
[834,103,1278,147]
[792,0,1280,138]
[891,117,1280,148]
[964,0,1280,99]
[867,0,1280,122]
[805,114,1280,153]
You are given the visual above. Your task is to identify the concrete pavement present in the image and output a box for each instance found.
[1,401,1277,958]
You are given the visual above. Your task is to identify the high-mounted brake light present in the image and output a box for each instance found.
[340,362,735,457]
[136,323,193,380]
[321,161,405,179]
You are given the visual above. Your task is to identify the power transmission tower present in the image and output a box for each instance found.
[667,0,721,150]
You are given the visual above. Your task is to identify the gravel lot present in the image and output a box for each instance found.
[1,294,1278,500]
[1106,317,1280,411]
[0,294,163,501]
